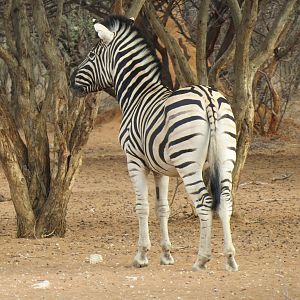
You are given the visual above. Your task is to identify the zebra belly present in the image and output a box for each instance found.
[148,161,179,177]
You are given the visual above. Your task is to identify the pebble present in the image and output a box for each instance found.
[89,254,103,264]
[32,280,50,289]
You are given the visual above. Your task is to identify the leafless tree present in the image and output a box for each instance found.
[0,0,101,237]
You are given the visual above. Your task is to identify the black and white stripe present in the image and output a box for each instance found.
[71,16,238,271]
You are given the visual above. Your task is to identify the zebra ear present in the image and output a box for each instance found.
[94,22,115,44]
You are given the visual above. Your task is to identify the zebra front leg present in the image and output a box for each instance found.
[154,174,174,265]
[218,192,238,271]
[128,165,151,268]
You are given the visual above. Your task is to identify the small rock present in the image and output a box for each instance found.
[89,254,103,264]
[32,280,50,289]
[126,276,138,281]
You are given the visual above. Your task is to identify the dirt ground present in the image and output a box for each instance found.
[0,103,299,300]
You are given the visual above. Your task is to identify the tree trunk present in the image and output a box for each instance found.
[229,1,258,206]
[35,94,100,237]
[231,0,296,203]
[0,100,35,237]
[196,0,210,85]
[0,0,101,238]
[0,139,36,237]
[232,93,254,204]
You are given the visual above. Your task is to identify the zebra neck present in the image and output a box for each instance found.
[116,81,171,149]
[114,76,167,115]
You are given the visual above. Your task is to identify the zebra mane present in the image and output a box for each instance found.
[103,15,162,77]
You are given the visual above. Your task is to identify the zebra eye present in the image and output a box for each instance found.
[88,51,96,60]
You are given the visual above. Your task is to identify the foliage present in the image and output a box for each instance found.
[62,8,97,69]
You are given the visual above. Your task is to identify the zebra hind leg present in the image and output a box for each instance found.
[154,174,174,265]
[128,166,151,268]
[179,171,213,270]
[218,191,238,271]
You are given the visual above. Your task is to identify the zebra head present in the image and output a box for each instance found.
[70,19,118,97]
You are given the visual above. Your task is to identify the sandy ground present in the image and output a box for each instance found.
[0,108,299,300]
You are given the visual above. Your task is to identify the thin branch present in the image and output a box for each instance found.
[54,0,65,39]
[144,2,197,86]
[169,12,194,44]
[208,38,236,87]
[144,2,186,86]
[272,173,293,182]
[2,0,17,57]
[30,0,60,70]
[251,0,297,70]
[170,178,183,207]
[161,0,176,26]
[207,0,243,87]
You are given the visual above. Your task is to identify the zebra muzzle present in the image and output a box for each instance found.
[70,69,86,97]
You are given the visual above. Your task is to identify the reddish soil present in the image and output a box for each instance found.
[0,108,299,300]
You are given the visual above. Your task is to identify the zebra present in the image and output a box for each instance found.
[70,15,238,272]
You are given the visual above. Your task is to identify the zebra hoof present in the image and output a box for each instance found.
[160,252,174,265]
[225,256,238,272]
[133,253,149,268]
[192,262,207,271]
[192,256,210,271]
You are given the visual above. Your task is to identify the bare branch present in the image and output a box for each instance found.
[30,0,60,70]
[126,0,146,19]
[144,2,186,86]
[208,39,236,88]
[0,46,18,73]
[251,0,297,70]
[2,0,17,57]
[54,0,65,38]
[112,0,125,15]
[144,2,197,86]
[226,0,242,30]
[207,1,242,87]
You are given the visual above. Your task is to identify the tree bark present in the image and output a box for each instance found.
[126,0,146,19]
[250,0,297,71]
[112,0,125,15]
[231,0,297,202]
[144,2,197,86]
[0,0,102,238]
[35,94,100,237]
[232,100,254,202]
[230,0,258,204]
[196,0,210,85]
[0,99,35,237]
[232,0,258,132]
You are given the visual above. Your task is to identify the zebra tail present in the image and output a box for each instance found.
[206,109,221,211]
[209,137,221,210]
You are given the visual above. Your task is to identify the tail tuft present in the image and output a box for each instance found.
[210,163,221,210]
